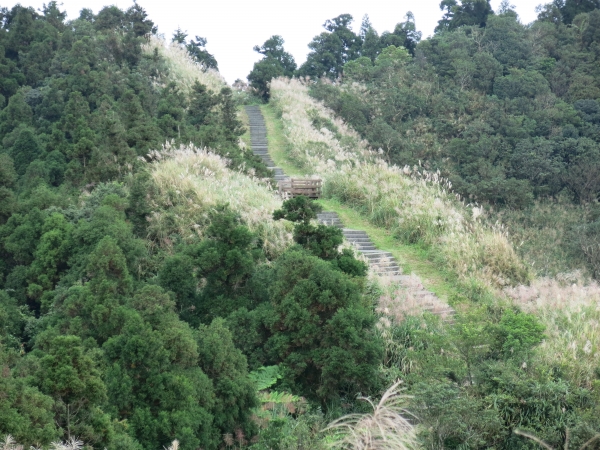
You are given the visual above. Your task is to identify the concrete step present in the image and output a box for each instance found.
[355,245,377,250]
[317,216,341,221]
[321,223,344,228]
[375,271,402,277]
[374,265,401,273]
[363,258,396,265]
[362,253,394,260]
[359,250,390,256]
[343,231,369,237]
[351,242,376,248]
[374,271,402,277]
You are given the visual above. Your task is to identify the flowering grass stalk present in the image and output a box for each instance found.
[269,77,529,290]
[505,275,600,388]
[376,275,454,322]
[142,36,227,93]
[322,380,417,450]
[146,142,293,258]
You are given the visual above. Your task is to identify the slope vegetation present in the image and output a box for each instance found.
[269,77,529,296]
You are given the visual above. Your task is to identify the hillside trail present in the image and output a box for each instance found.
[245,105,454,321]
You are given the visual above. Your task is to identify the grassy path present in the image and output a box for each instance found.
[259,103,458,302]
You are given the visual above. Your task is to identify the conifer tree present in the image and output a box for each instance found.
[9,128,41,175]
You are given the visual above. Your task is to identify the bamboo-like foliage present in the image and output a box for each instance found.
[142,36,227,94]
[269,77,529,290]
[322,380,418,450]
[146,142,293,258]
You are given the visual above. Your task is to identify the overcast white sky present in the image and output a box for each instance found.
[10,0,543,83]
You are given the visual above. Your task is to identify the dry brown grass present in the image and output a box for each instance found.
[376,275,454,322]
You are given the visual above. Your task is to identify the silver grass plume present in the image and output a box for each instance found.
[322,380,418,450]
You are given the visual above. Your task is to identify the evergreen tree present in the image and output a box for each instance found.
[0,154,17,223]
[187,206,261,322]
[9,128,41,175]
[273,196,367,274]
[436,0,494,31]
[187,81,218,129]
[187,36,218,69]
[248,35,296,100]
[0,91,32,139]
[360,15,381,61]
[380,12,422,56]
[35,334,109,445]
[262,249,381,405]
[219,87,245,141]
[298,14,362,79]
[196,318,258,437]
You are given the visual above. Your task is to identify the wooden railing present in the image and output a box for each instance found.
[278,178,322,199]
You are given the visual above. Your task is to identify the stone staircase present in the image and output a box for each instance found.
[244,106,453,321]
[317,212,401,277]
[245,106,288,182]
[317,211,455,320]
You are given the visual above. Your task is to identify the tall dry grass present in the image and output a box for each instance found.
[1,435,84,450]
[505,275,600,389]
[269,77,529,289]
[322,380,417,450]
[142,36,227,93]
[376,275,454,322]
[493,201,591,278]
[146,142,293,258]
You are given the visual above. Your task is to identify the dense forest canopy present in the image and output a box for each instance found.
[2,0,600,449]
[0,3,382,448]
[247,0,600,277]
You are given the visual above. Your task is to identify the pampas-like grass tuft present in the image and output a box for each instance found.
[2,435,84,450]
[142,36,227,94]
[146,142,293,258]
[323,380,417,450]
[505,275,600,388]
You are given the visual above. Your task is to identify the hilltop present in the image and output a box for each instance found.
[1,1,600,449]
